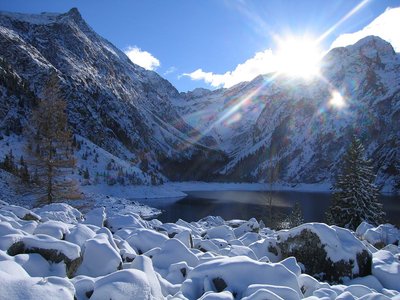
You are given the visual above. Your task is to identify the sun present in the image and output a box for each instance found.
[274,36,323,79]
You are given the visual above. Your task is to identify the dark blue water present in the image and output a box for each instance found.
[140,191,400,226]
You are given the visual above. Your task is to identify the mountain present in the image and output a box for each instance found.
[175,36,400,191]
[0,9,399,191]
[0,8,226,183]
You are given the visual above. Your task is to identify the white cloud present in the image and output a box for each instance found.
[330,7,400,52]
[124,46,160,70]
[182,49,277,88]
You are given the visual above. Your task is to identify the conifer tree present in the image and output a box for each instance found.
[26,74,79,204]
[326,137,386,230]
[285,201,304,228]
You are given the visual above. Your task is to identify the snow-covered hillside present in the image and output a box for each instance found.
[0,201,399,299]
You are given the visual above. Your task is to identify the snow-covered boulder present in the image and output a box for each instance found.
[126,228,169,254]
[76,233,122,277]
[181,256,302,299]
[13,253,67,277]
[277,223,372,282]
[33,203,83,224]
[83,207,106,227]
[0,260,75,300]
[34,220,71,239]
[7,234,82,277]
[105,212,146,232]
[0,205,40,221]
[90,269,154,300]
[356,222,375,237]
[152,238,199,270]
[238,232,262,246]
[71,276,95,300]
[243,284,301,300]
[248,237,280,261]
[205,225,236,241]
[65,224,96,248]
[0,211,38,234]
[364,224,400,248]
[372,250,400,291]
[130,255,164,299]
[233,218,260,238]
[219,245,258,260]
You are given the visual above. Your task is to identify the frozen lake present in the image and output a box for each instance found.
[140,190,400,226]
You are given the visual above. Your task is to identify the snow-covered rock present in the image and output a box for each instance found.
[152,238,199,270]
[129,255,164,299]
[105,213,146,233]
[77,233,122,277]
[372,250,400,291]
[277,223,372,281]
[0,260,75,300]
[7,234,81,277]
[33,203,83,224]
[181,256,302,299]
[364,224,400,248]
[65,224,96,248]
[125,228,169,254]
[83,207,106,227]
[90,269,154,300]
[34,220,71,239]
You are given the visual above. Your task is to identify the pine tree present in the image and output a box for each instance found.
[26,74,80,204]
[326,137,386,230]
[285,201,304,228]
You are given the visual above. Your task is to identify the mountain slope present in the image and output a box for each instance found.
[175,36,400,191]
[0,8,225,182]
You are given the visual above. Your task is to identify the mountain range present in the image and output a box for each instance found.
[0,8,399,191]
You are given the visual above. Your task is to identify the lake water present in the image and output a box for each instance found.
[141,191,400,226]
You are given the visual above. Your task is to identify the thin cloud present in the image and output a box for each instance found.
[124,46,160,70]
[330,7,400,52]
[163,66,177,76]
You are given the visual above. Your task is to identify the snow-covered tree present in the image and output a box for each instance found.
[285,201,304,228]
[326,137,386,230]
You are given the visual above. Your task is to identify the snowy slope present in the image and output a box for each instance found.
[0,8,225,182]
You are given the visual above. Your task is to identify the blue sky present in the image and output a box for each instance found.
[1,0,399,91]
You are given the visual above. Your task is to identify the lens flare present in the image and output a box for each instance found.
[329,91,346,108]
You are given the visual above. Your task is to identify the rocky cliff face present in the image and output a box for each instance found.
[176,36,400,190]
[0,8,225,182]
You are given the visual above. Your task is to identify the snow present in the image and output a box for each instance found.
[76,233,121,277]
[34,220,71,239]
[278,223,368,266]
[90,269,153,300]
[180,256,302,299]
[15,234,81,261]
[0,260,75,300]
[0,199,399,299]
[33,203,83,224]
[372,250,400,291]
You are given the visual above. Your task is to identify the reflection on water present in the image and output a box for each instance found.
[139,191,400,226]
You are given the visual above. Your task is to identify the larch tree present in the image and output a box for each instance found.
[326,137,386,230]
[26,74,79,204]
